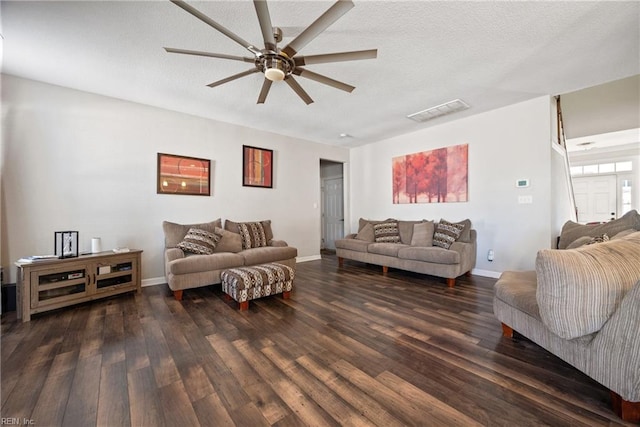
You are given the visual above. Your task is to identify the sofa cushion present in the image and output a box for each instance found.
[358,218,393,232]
[335,238,370,252]
[455,219,473,243]
[373,221,401,243]
[163,218,222,248]
[213,227,243,253]
[237,222,268,249]
[368,243,409,257]
[557,209,640,249]
[225,219,274,242]
[398,220,422,244]
[433,220,464,249]
[398,246,460,265]
[355,223,375,242]
[168,252,245,275]
[410,221,435,247]
[241,246,298,266]
[494,270,540,319]
[536,231,640,339]
[177,228,222,255]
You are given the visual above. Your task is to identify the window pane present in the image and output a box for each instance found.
[616,161,632,172]
[570,166,583,175]
[599,163,615,173]
[583,164,598,174]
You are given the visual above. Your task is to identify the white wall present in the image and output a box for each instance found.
[349,97,555,276]
[1,75,349,283]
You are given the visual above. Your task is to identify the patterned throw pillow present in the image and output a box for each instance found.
[238,222,268,249]
[373,221,401,243]
[433,220,465,249]
[586,234,610,245]
[177,228,222,254]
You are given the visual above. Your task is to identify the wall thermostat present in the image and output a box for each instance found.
[516,179,530,188]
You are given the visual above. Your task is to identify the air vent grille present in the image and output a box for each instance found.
[407,99,470,123]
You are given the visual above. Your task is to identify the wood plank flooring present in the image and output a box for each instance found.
[1,254,634,426]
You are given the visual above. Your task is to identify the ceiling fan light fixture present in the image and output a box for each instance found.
[264,57,286,81]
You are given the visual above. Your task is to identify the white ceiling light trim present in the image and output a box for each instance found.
[407,99,470,123]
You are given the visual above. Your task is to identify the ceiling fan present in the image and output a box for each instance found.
[165,0,377,105]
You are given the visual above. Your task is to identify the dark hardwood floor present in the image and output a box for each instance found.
[1,254,634,426]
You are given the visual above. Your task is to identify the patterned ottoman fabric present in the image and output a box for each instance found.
[221,263,295,309]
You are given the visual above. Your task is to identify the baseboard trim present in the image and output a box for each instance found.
[472,268,501,279]
[142,277,166,287]
[297,255,322,263]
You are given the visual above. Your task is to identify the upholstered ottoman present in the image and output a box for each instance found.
[220,263,295,311]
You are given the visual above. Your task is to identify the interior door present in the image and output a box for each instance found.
[322,177,344,250]
[573,175,617,223]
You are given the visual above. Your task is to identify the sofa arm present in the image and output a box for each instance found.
[165,248,185,263]
[449,241,477,273]
[269,239,288,247]
[591,279,640,401]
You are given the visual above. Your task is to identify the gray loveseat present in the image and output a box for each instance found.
[494,212,640,422]
[335,218,476,287]
[163,219,297,300]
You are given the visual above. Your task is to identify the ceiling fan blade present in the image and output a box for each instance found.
[164,48,254,63]
[171,0,261,55]
[257,79,272,104]
[293,68,354,93]
[253,0,277,52]
[294,49,377,66]
[207,68,260,88]
[281,0,354,58]
[285,76,314,105]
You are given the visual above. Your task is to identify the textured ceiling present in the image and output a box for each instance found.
[2,1,639,148]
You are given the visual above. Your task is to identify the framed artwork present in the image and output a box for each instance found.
[157,153,211,196]
[243,145,273,188]
[392,143,468,204]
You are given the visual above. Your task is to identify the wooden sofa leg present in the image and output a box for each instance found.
[239,301,249,311]
[338,257,344,267]
[282,291,291,300]
[611,391,640,422]
[173,290,183,301]
[446,278,455,287]
[382,266,388,275]
[501,323,514,338]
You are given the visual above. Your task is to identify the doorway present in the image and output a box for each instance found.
[320,160,344,251]
[573,175,617,223]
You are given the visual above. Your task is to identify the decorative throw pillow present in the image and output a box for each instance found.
[355,223,375,242]
[177,228,222,255]
[411,221,435,247]
[238,222,268,249]
[213,227,243,253]
[557,209,640,249]
[586,234,609,245]
[162,218,222,248]
[225,219,274,242]
[433,220,465,249]
[373,221,401,243]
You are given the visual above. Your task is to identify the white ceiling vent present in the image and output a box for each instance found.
[407,99,470,123]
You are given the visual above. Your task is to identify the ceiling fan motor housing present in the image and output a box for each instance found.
[260,53,294,81]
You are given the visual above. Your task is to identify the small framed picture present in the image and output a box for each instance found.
[243,145,273,188]
[55,231,79,258]
[157,153,211,196]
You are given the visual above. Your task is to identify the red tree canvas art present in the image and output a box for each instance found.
[392,144,468,204]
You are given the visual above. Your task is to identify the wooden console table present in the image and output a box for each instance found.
[15,250,142,322]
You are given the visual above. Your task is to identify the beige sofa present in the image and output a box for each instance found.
[335,218,476,287]
[494,211,640,422]
[163,219,297,300]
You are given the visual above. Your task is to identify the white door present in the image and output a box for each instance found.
[322,177,344,250]
[573,175,617,223]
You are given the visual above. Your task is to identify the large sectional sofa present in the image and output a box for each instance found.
[335,218,476,287]
[494,210,640,422]
[163,219,297,300]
